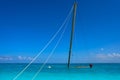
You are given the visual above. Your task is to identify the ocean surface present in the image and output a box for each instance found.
[0,63,120,80]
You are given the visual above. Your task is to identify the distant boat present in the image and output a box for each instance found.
[48,65,52,69]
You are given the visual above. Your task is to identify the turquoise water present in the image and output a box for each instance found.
[0,63,120,80]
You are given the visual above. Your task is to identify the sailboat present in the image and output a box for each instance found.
[67,2,77,68]
[67,2,92,69]
[12,2,92,80]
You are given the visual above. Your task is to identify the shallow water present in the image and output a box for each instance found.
[0,63,120,80]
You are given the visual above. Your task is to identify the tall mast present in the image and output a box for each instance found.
[68,2,77,68]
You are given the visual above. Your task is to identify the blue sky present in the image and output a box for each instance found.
[0,0,120,63]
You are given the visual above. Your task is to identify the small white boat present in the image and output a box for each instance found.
[48,66,52,69]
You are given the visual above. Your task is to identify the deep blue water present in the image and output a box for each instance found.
[0,63,120,80]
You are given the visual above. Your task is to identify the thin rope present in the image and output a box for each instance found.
[31,12,70,80]
[12,6,73,80]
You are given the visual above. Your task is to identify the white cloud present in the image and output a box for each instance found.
[96,53,120,58]
[110,53,120,57]
[27,57,33,60]
[0,52,120,63]
[18,56,33,61]
[100,48,104,51]
[0,56,13,60]
[0,56,34,63]
[95,53,120,62]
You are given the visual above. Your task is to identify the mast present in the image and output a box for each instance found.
[68,2,77,68]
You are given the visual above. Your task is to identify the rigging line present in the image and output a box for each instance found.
[31,11,71,80]
[12,5,73,80]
